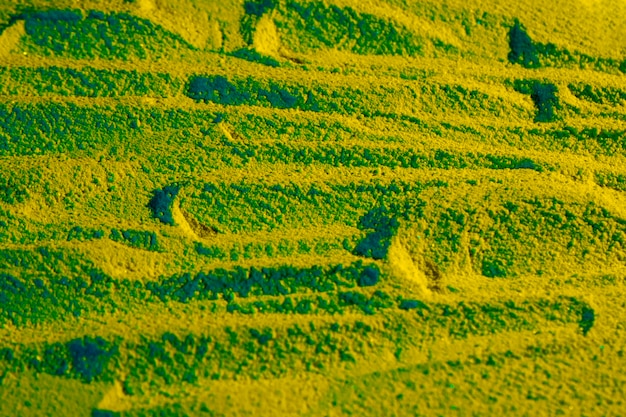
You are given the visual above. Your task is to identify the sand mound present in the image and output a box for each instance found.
[253,14,281,57]
[387,237,432,297]
[0,20,25,56]
[134,0,216,49]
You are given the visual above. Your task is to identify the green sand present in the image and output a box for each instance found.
[0,0,626,415]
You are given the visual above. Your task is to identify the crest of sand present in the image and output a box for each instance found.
[387,236,432,297]
[0,20,25,57]
[253,14,281,57]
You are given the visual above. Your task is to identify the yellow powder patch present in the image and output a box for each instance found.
[97,381,133,413]
[171,199,200,240]
[253,14,281,57]
[387,236,431,297]
[0,20,25,56]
